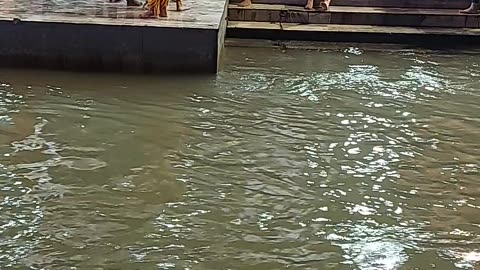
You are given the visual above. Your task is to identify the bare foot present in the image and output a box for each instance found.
[460,3,479,14]
[318,2,328,11]
[304,0,313,10]
[237,0,251,7]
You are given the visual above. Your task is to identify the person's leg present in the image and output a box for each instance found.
[140,0,157,18]
[140,0,169,18]
[460,0,479,14]
[305,0,313,9]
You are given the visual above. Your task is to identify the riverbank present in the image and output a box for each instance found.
[226,1,480,46]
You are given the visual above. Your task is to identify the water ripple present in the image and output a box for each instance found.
[0,48,480,269]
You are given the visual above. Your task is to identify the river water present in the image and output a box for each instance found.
[0,46,479,270]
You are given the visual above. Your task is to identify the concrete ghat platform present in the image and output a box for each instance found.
[0,0,227,73]
[227,2,480,46]
[228,4,480,28]
[230,0,471,9]
[227,21,480,46]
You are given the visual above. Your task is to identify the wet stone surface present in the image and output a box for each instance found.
[0,0,226,28]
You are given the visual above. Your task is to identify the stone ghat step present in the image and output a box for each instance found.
[334,0,470,9]
[228,4,480,28]
[227,21,480,44]
[230,0,471,9]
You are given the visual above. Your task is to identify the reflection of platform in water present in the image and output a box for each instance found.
[0,0,228,73]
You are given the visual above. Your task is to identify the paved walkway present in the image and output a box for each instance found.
[0,0,226,29]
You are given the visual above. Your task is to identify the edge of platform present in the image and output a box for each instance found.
[226,21,480,46]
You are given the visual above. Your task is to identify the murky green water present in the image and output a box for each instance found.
[0,46,479,270]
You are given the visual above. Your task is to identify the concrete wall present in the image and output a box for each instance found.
[0,20,221,73]
[216,0,229,72]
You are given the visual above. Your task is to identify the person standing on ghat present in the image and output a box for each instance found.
[461,0,479,13]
